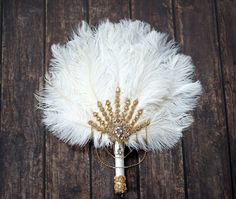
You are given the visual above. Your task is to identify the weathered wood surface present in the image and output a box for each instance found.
[174,0,233,198]
[0,0,235,198]
[216,0,236,197]
[0,0,44,198]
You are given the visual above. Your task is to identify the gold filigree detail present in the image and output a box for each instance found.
[88,87,150,143]
[114,175,127,193]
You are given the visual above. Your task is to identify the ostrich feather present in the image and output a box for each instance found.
[36,19,202,151]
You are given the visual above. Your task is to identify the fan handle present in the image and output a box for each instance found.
[114,141,127,193]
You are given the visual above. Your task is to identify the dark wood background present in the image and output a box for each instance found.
[0,0,235,198]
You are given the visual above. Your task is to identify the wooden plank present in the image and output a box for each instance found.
[216,0,236,196]
[88,0,130,24]
[174,0,233,198]
[87,1,139,198]
[131,1,185,198]
[0,0,44,198]
[45,1,90,198]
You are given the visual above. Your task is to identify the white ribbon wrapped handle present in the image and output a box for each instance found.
[114,141,126,193]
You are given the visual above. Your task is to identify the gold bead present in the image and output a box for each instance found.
[97,101,102,107]
[138,109,143,114]
[115,98,120,103]
[133,99,138,105]
[116,87,121,93]
[106,100,111,105]
[93,112,98,117]
[126,99,130,105]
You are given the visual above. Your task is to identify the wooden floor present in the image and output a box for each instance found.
[0,0,235,198]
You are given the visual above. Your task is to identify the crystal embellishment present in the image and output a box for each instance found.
[115,127,123,137]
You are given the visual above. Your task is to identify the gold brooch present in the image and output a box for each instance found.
[88,87,150,143]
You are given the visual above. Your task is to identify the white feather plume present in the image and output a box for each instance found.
[36,19,202,151]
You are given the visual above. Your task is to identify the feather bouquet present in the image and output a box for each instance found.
[36,19,202,193]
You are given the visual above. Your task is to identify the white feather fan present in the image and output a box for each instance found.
[37,19,202,193]
[36,19,202,152]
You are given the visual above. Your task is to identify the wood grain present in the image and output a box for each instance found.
[216,0,236,197]
[131,1,185,198]
[0,0,44,198]
[174,0,233,198]
[45,0,90,198]
[88,0,129,24]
